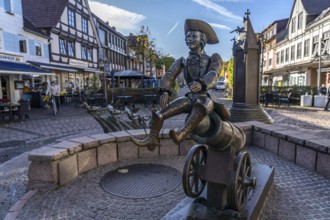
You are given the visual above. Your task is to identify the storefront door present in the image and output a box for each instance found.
[0,76,9,99]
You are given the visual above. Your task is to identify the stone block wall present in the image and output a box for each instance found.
[27,121,330,191]
[245,121,330,179]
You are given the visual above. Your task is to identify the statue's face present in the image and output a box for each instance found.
[185,31,202,50]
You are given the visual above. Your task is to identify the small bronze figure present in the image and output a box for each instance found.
[132,19,223,150]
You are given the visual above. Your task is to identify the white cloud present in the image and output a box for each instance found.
[192,0,242,22]
[89,1,146,34]
[209,23,231,30]
[167,22,179,36]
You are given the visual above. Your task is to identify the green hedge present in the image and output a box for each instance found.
[260,86,318,95]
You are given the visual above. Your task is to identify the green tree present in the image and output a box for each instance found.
[128,26,158,75]
[156,55,175,71]
[226,58,234,98]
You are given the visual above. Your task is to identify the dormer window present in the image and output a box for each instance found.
[298,13,303,29]
[291,17,296,33]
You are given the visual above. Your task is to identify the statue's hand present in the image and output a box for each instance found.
[189,81,202,92]
[160,92,169,109]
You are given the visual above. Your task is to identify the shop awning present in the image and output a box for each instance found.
[28,61,78,72]
[0,61,55,75]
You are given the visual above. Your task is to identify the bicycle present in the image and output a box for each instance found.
[49,95,57,116]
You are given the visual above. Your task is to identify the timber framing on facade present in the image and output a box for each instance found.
[261,0,330,89]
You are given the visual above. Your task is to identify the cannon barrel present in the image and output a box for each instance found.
[190,111,245,152]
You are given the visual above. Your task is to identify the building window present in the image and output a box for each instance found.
[285,48,289,62]
[291,45,295,61]
[297,42,302,59]
[0,31,2,49]
[108,33,112,47]
[87,48,92,61]
[291,17,296,33]
[268,58,272,66]
[298,13,303,30]
[59,38,67,55]
[304,39,310,57]
[35,42,42,56]
[312,36,319,56]
[68,9,75,28]
[99,28,106,45]
[81,46,87,60]
[322,31,330,55]
[276,52,280,64]
[280,50,284,63]
[82,17,88,34]
[68,41,74,57]
[4,0,12,13]
[19,40,27,53]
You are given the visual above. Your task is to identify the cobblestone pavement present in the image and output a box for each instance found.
[1,89,330,219]
[0,103,104,219]
[14,146,330,220]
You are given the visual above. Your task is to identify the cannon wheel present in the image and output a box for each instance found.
[228,151,253,211]
[182,144,207,198]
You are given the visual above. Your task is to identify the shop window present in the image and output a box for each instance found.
[60,39,67,55]
[35,42,42,56]
[68,9,75,28]
[19,40,27,53]
[68,41,74,57]
[82,17,88,34]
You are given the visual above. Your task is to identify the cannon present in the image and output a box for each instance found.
[182,102,256,211]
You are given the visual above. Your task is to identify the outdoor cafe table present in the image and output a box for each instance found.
[115,95,133,108]
[0,102,20,122]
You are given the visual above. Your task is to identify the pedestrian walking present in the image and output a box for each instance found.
[324,85,330,111]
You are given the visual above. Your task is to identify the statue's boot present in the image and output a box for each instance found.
[169,104,206,144]
[131,111,163,151]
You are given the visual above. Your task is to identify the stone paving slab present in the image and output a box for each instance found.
[13,146,330,220]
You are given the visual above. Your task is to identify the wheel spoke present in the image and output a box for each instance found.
[244,165,250,176]
[194,175,199,193]
[188,169,196,177]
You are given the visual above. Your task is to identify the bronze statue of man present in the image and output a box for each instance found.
[132,19,222,150]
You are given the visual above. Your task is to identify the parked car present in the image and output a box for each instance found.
[215,81,226,91]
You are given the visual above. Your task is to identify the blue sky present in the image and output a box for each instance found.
[89,0,294,61]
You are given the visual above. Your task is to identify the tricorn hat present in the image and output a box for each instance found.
[184,19,219,44]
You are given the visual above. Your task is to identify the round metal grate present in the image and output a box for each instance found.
[101,164,181,198]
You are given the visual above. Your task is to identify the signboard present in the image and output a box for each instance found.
[69,59,88,68]
[0,53,22,62]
